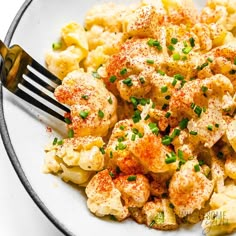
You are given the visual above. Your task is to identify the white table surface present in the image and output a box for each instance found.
[0,1,64,235]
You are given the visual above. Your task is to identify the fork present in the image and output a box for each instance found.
[0,40,70,122]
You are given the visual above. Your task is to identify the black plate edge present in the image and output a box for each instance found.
[0,1,73,236]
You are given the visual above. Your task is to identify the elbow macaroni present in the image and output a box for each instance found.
[44,0,236,235]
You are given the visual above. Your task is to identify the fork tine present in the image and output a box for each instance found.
[15,89,67,122]
[31,59,61,85]
[27,70,55,93]
[21,78,70,113]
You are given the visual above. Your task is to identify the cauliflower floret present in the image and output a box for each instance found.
[225,153,236,180]
[85,169,129,221]
[105,37,164,99]
[169,160,214,218]
[85,3,130,32]
[43,136,105,185]
[60,164,93,185]
[54,70,117,137]
[46,22,88,79]
[45,46,84,79]
[123,4,166,37]
[201,0,236,31]
[106,118,177,175]
[86,25,123,51]
[162,0,199,25]
[142,198,178,230]
[61,22,88,52]
[202,184,236,236]
[226,119,236,152]
[43,150,62,174]
[105,119,147,175]
[113,174,150,208]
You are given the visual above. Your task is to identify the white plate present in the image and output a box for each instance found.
[0,0,207,235]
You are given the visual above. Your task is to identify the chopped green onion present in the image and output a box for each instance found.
[52,42,62,50]
[171,38,178,44]
[177,149,184,159]
[148,123,159,135]
[130,96,139,107]
[194,105,202,117]
[98,110,104,118]
[146,59,154,64]
[68,129,74,138]
[108,97,113,104]
[64,117,72,124]
[147,39,162,50]
[119,125,125,130]
[109,172,115,178]
[144,114,150,120]
[132,128,139,134]
[162,136,173,145]
[147,39,155,46]
[229,69,236,74]
[81,94,89,100]
[132,110,141,123]
[182,56,188,61]
[131,134,136,141]
[174,74,184,81]
[172,78,177,86]
[139,77,145,84]
[207,57,213,63]
[110,215,117,221]
[52,137,58,145]
[197,62,209,70]
[165,95,171,100]
[165,152,177,164]
[122,78,133,87]
[127,175,137,181]
[234,57,236,65]
[182,47,192,54]
[120,68,127,75]
[79,110,89,119]
[57,140,63,145]
[179,118,189,129]
[110,151,113,158]
[162,104,168,110]
[215,123,220,128]
[149,212,164,228]
[92,71,100,79]
[173,53,181,60]
[117,136,125,142]
[190,130,198,135]
[199,160,204,166]
[191,103,196,109]
[201,86,208,93]
[157,70,165,76]
[167,45,175,51]
[194,164,200,172]
[109,75,117,83]
[116,142,127,150]
[169,203,175,209]
[207,125,213,131]
[165,112,171,118]
[170,128,180,138]
[161,85,168,93]
[189,37,195,47]
[99,147,105,154]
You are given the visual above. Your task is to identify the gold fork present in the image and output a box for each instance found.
[0,40,69,122]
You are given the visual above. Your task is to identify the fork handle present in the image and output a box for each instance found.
[0,40,8,59]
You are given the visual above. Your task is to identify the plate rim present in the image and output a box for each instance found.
[0,1,72,235]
